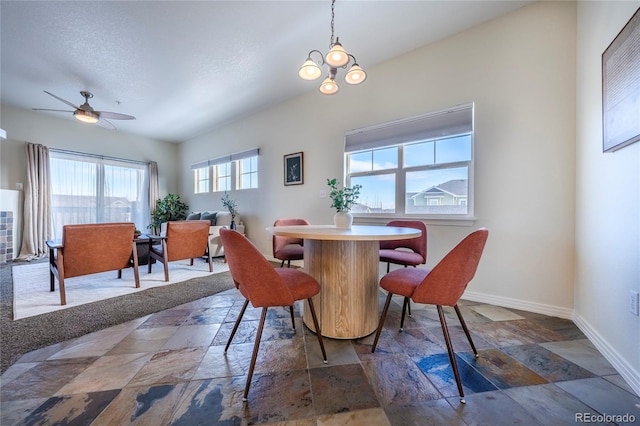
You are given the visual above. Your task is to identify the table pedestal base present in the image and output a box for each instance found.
[302,239,379,339]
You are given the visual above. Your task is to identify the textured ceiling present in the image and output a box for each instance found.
[1,1,530,143]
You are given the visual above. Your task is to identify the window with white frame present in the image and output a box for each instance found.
[237,155,258,189]
[214,162,231,192]
[192,148,259,193]
[345,104,474,220]
[49,150,150,239]
[194,166,210,193]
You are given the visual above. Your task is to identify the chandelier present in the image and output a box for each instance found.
[298,0,367,95]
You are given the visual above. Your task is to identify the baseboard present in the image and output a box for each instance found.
[462,290,574,319]
[572,312,640,397]
[461,290,640,397]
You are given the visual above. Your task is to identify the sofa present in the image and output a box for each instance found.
[161,210,245,257]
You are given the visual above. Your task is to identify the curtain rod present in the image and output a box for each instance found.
[49,147,149,166]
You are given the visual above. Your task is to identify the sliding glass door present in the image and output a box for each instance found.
[49,151,149,239]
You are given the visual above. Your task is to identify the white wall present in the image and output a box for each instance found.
[575,0,640,395]
[0,105,181,247]
[179,2,577,317]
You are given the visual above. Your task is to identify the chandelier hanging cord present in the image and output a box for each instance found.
[330,0,336,47]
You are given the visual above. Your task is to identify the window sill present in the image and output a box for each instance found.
[352,215,476,227]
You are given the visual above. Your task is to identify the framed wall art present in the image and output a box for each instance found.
[602,7,640,153]
[284,152,303,185]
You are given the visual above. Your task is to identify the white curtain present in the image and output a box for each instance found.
[18,142,52,260]
[149,160,159,216]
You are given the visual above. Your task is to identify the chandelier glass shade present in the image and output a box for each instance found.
[299,0,366,95]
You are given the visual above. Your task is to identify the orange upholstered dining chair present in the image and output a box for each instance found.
[371,228,489,404]
[149,220,212,281]
[220,228,327,402]
[379,220,427,321]
[272,218,310,267]
[272,218,310,328]
[47,223,139,305]
[379,220,427,272]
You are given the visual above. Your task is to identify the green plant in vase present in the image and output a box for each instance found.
[327,178,362,228]
[221,192,238,229]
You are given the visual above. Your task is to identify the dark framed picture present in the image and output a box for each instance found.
[284,152,303,185]
[602,7,640,153]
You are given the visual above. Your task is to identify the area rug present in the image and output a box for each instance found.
[12,259,229,320]
[0,260,236,374]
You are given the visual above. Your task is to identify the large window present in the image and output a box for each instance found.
[345,104,473,220]
[49,150,150,239]
[192,148,259,193]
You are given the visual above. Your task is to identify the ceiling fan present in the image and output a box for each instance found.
[33,90,135,130]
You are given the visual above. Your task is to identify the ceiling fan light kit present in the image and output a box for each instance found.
[299,0,367,95]
[74,110,99,124]
[33,90,135,130]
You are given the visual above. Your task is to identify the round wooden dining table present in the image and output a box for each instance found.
[266,224,421,339]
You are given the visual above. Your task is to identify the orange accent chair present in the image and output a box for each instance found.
[272,218,310,267]
[48,223,139,305]
[220,228,327,402]
[379,220,427,322]
[149,220,212,281]
[371,228,489,404]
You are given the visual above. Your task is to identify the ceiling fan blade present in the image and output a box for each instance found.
[97,111,136,120]
[43,91,79,110]
[32,108,74,113]
[96,118,116,130]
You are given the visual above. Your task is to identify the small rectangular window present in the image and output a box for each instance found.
[237,155,258,189]
[194,167,210,193]
[214,162,231,192]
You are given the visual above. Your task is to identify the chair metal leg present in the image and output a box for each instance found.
[243,307,268,402]
[224,299,249,354]
[437,305,466,404]
[407,283,412,317]
[371,292,393,353]
[454,304,478,357]
[386,262,390,273]
[289,305,296,330]
[400,297,410,331]
[306,298,327,363]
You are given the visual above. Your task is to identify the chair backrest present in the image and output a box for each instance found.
[165,220,210,261]
[221,228,295,307]
[380,220,427,262]
[61,223,135,278]
[412,228,488,307]
[272,218,310,256]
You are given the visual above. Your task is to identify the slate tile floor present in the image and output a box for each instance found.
[1,289,639,425]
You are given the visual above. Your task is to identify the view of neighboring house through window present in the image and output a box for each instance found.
[345,103,473,220]
[49,150,150,239]
[192,148,259,193]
